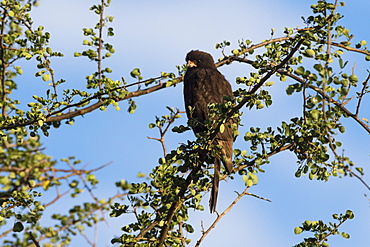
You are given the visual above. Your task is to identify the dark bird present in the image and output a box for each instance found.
[183,50,236,213]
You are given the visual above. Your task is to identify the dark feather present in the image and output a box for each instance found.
[183,50,236,213]
[210,157,220,212]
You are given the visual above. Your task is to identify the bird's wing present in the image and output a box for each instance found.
[184,67,235,172]
[184,68,234,136]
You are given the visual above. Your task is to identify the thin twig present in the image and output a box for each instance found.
[344,166,370,191]
[355,73,370,116]
[322,1,337,165]
[44,189,70,208]
[97,0,104,90]
[317,218,346,244]
[331,42,370,56]
[279,71,370,134]
[0,9,7,117]
[235,143,294,172]
[245,192,272,202]
[147,109,183,156]
[0,77,166,130]
[195,186,251,247]
[230,54,370,133]
[28,231,41,247]
[127,221,159,247]
[25,192,128,247]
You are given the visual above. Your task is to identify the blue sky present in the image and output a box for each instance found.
[13,0,370,246]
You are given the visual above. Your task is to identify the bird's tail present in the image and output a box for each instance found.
[209,157,220,213]
[217,139,233,174]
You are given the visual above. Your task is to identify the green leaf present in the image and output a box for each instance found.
[294,66,305,76]
[257,103,264,109]
[130,68,141,78]
[184,224,194,233]
[137,172,146,178]
[245,179,253,187]
[355,167,364,175]
[349,74,358,84]
[13,222,24,232]
[286,85,294,95]
[294,226,303,235]
[310,109,320,120]
[219,124,225,133]
[303,49,315,58]
[231,49,239,55]
[345,210,354,219]
[265,81,274,86]
[42,74,51,82]
[341,79,349,87]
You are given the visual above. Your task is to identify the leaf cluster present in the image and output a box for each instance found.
[294,210,354,247]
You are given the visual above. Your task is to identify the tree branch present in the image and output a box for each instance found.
[28,231,41,247]
[3,32,369,132]
[331,42,370,56]
[279,70,370,134]
[156,165,201,247]
[231,55,370,134]
[195,186,251,247]
[355,73,370,116]
[0,76,171,130]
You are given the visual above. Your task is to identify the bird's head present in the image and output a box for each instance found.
[185,50,216,69]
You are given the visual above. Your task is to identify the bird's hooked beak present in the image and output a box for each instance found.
[187,60,197,68]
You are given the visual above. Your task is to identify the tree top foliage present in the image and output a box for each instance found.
[0,0,369,246]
